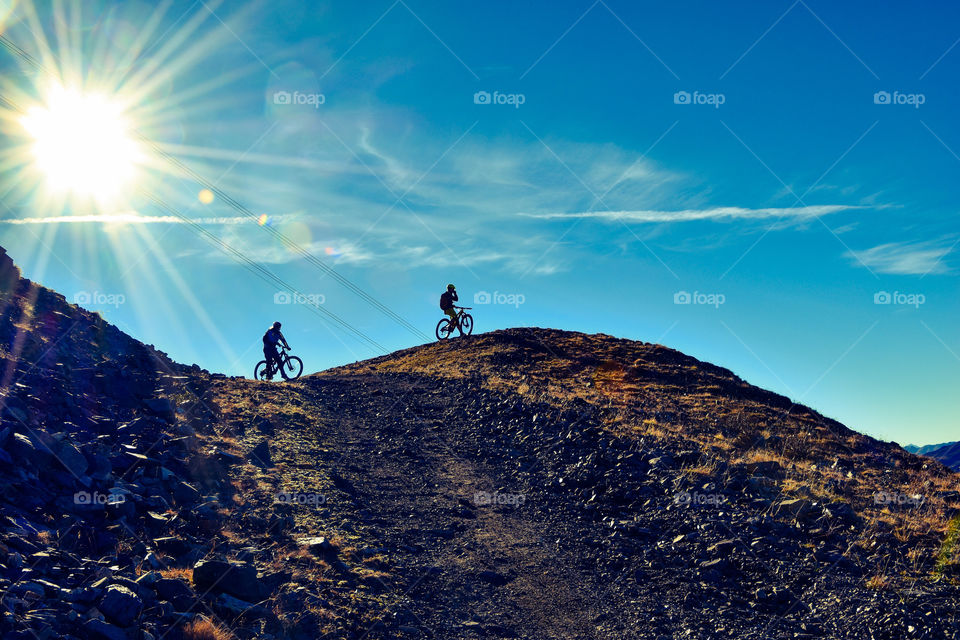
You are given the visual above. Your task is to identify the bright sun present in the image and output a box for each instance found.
[20,85,142,201]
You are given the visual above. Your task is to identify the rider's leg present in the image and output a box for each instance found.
[445,308,458,333]
[263,350,275,379]
[268,349,289,380]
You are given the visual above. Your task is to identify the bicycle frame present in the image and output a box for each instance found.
[268,346,289,373]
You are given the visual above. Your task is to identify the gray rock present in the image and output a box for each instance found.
[771,498,815,521]
[54,440,89,477]
[298,536,335,556]
[171,481,201,505]
[215,592,268,617]
[192,558,262,601]
[248,441,273,468]
[83,619,129,640]
[477,570,510,586]
[143,397,175,420]
[823,502,860,525]
[99,584,142,627]
[88,453,113,481]
[154,577,195,611]
[153,536,194,559]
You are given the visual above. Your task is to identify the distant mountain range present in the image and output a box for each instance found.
[904,441,960,470]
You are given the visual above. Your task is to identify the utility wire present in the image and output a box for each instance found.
[0,32,430,348]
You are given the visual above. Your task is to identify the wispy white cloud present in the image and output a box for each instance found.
[520,205,863,223]
[0,212,259,225]
[846,240,954,275]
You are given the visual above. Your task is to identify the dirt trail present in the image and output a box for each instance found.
[251,374,606,639]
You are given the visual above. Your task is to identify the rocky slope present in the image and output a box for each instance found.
[0,245,958,640]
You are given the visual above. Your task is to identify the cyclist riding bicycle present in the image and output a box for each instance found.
[439,284,464,337]
[262,321,291,380]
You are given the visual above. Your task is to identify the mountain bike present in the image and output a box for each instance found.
[436,306,473,340]
[255,345,303,381]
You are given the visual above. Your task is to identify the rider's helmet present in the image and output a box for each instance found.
[272,321,282,329]
[447,284,456,291]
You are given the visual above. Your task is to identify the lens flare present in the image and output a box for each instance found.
[198,188,214,204]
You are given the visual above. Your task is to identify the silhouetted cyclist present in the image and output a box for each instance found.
[262,321,290,380]
[439,284,464,337]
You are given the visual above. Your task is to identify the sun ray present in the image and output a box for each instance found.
[95,1,175,91]
[124,221,240,363]
[126,60,263,120]
[122,0,227,97]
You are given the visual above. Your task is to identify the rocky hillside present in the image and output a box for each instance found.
[0,245,958,640]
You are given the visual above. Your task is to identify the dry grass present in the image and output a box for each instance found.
[182,618,236,640]
[160,567,194,581]
[865,574,891,590]
[736,449,783,465]
[221,329,960,591]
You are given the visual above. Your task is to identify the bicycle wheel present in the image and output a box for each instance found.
[254,360,270,381]
[460,314,474,335]
[285,356,304,380]
[436,318,453,340]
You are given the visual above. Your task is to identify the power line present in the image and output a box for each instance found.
[0,33,431,343]
[0,32,431,347]
[142,138,431,342]
[139,191,388,352]
[0,51,388,354]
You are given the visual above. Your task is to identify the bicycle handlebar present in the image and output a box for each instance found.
[454,306,472,310]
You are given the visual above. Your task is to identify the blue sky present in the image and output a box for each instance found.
[0,0,957,445]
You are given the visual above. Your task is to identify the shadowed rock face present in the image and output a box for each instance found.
[0,244,958,640]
